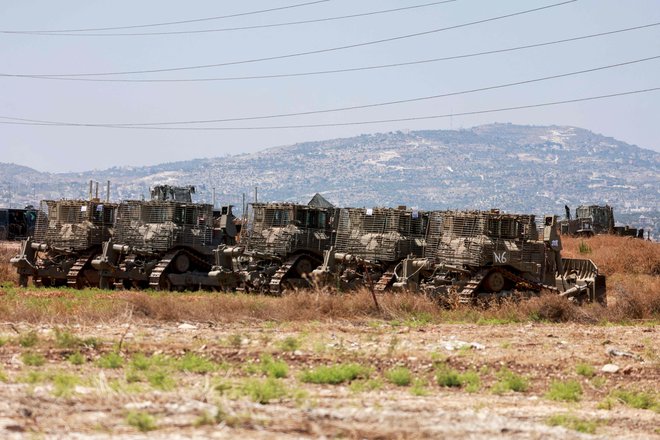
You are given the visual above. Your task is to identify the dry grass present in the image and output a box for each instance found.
[561,236,660,276]
[0,235,657,325]
[0,242,19,285]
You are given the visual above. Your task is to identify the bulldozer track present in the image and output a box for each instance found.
[66,251,95,288]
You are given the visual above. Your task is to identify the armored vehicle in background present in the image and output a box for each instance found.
[11,199,117,288]
[228,200,337,293]
[315,209,605,304]
[560,204,643,238]
[92,185,236,290]
[313,206,428,290]
[0,207,38,241]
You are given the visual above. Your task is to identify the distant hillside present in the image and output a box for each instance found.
[1,123,658,234]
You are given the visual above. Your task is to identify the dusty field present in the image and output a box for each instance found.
[0,318,658,439]
[0,237,658,438]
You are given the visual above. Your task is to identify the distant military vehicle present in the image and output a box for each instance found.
[226,199,338,293]
[313,206,428,290]
[11,199,117,288]
[315,209,605,304]
[0,207,37,241]
[561,205,643,238]
[91,185,236,290]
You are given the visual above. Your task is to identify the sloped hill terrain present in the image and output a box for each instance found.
[1,124,658,232]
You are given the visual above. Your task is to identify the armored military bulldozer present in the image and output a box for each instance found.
[219,200,337,293]
[11,199,117,288]
[560,204,644,238]
[91,185,237,290]
[312,206,428,290]
[397,211,605,304]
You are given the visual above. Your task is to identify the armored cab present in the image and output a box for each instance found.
[237,202,337,293]
[0,207,38,241]
[314,206,428,290]
[11,199,117,288]
[92,185,236,290]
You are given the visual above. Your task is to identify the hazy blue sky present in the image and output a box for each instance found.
[1,0,659,172]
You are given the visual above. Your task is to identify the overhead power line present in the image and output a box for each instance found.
[4,22,657,83]
[3,1,458,37]
[0,0,331,34]
[1,87,658,131]
[8,0,577,77]
[0,55,658,128]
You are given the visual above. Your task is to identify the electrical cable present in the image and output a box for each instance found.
[6,1,577,77]
[0,0,332,33]
[5,55,657,126]
[4,22,656,83]
[1,87,658,131]
[3,1,458,37]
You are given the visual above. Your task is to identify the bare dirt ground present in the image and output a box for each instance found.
[0,319,657,439]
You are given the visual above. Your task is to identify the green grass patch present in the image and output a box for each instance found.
[240,378,287,404]
[146,370,175,391]
[546,379,582,402]
[52,373,79,398]
[54,328,83,349]
[491,368,528,394]
[259,354,288,379]
[22,351,45,367]
[300,363,370,385]
[612,389,659,411]
[578,241,592,254]
[97,352,124,369]
[178,353,216,374]
[349,378,383,393]
[278,336,301,352]
[386,367,412,387]
[17,370,46,384]
[126,411,157,432]
[435,365,481,391]
[18,331,38,348]
[410,378,429,396]
[67,351,86,365]
[575,363,595,378]
[547,414,597,434]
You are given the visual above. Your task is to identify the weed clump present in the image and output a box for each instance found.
[386,367,412,387]
[547,414,597,434]
[126,411,157,432]
[545,379,582,402]
[491,368,528,394]
[300,363,369,385]
[21,351,45,367]
[97,352,124,369]
[241,378,287,404]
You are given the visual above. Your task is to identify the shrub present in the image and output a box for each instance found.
[575,363,595,378]
[547,414,597,434]
[260,354,288,379]
[97,352,124,369]
[126,411,157,432]
[67,352,86,365]
[178,353,216,374]
[546,380,582,402]
[386,367,412,387]
[19,331,38,348]
[22,351,45,367]
[54,328,83,348]
[146,371,175,391]
[612,389,659,411]
[492,368,528,393]
[435,365,480,391]
[241,378,287,404]
[300,363,369,385]
[278,336,301,352]
[52,374,79,397]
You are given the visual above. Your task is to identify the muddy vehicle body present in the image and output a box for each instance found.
[313,206,428,291]
[91,186,237,290]
[11,200,117,288]
[224,201,337,293]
